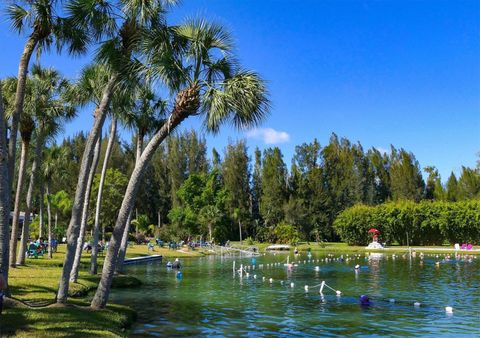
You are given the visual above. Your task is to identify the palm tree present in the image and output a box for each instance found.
[16,65,75,266]
[69,136,101,282]
[115,85,166,272]
[43,144,67,258]
[57,0,176,304]
[5,0,88,202]
[90,18,269,309]
[88,118,119,276]
[8,76,35,267]
[0,82,11,288]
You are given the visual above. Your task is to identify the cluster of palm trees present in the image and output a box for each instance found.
[0,0,269,310]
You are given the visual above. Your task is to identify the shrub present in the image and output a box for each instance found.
[334,200,480,245]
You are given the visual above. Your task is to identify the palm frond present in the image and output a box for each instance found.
[7,4,30,33]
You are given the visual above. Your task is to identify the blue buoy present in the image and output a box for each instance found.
[251,257,256,266]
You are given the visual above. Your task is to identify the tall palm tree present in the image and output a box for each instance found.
[0,82,11,288]
[115,85,166,272]
[5,0,88,210]
[88,117,117,276]
[43,144,67,258]
[57,0,175,304]
[9,113,35,267]
[17,65,75,265]
[90,18,270,309]
[69,134,101,282]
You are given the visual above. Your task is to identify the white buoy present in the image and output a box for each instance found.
[290,282,295,288]
[445,306,453,313]
[336,290,342,296]
[314,266,320,271]
[269,278,273,283]
[319,281,325,293]
[246,272,249,277]
[355,264,360,270]
[304,285,309,292]
[262,276,266,281]
[253,274,257,279]
[389,298,395,303]
[280,281,284,285]
[414,302,421,307]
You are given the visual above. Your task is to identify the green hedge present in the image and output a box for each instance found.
[333,200,480,246]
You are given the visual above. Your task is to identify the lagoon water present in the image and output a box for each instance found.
[110,252,480,337]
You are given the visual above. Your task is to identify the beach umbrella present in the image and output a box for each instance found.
[368,228,380,234]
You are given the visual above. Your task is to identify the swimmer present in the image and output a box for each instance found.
[360,295,371,306]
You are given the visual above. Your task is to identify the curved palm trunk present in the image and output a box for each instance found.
[8,37,37,192]
[115,132,142,272]
[56,75,117,304]
[114,212,131,274]
[0,84,11,290]
[91,99,194,309]
[9,140,30,267]
[17,133,43,265]
[46,184,53,259]
[90,118,117,276]
[70,136,101,282]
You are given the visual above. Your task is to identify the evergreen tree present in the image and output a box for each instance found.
[260,147,287,232]
[446,172,458,202]
[389,146,425,201]
[222,141,251,239]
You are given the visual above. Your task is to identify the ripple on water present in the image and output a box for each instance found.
[110,254,480,337]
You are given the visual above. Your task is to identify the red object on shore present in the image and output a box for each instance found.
[368,228,380,234]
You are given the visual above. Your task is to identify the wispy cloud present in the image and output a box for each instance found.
[246,128,290,145]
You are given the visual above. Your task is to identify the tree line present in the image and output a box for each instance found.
[37,129,479,247]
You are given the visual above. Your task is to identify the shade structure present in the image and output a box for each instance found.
[368,228,380,234]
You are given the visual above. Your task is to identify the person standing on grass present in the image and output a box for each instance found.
[0,268,6,314]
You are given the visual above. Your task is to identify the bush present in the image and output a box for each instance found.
[271,222,302,244]
[334,200,480,245]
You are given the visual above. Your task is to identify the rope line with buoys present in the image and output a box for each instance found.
[230,252,478,316]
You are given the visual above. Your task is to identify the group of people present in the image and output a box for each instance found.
[82,240,106,253]
[28,238,58,254]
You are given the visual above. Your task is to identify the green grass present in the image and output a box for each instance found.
[2,243,174,337]
[231,241,480,255]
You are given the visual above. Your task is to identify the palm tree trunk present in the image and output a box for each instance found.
[39,183,45,239]
[46,184,53,259]
[90,118,117,276]
[57,74,117,304]
[70,136,101,282]
[115,132,141,272]
[0,83,11,291]
[91,105,191,309]
[9,140,30,267]
[17,133,43,265]
[114,213,131,274]
[8,37,37,194]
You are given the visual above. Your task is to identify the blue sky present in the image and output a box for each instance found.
[1,0,479,181]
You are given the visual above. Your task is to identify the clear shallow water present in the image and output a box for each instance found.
[110,252,480,337]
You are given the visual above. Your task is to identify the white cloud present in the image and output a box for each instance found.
[246,128,290,145]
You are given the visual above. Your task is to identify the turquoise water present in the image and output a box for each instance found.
[110,252,480,337]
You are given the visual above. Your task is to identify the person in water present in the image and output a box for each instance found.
[172,258,181,269]
[360,295,371,306]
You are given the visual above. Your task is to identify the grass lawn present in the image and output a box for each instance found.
[1,243,208,337]
[231,241,480,255]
